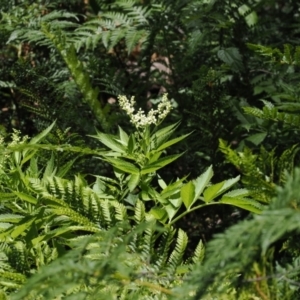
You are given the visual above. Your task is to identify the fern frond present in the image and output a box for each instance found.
[134,201,146,224]
[51,207,97,228]
[244,105,300,128]
[40,25,110,131]
[73,3,150,53]
[139,218,156,260]
[154,227,176,270]
[278,145,299,184]
[100,200,113,227]
[111,201,127,222]
[192,239,205,264]
[7,241,29,274]
[166,229,188,275]
[0,271,26,284]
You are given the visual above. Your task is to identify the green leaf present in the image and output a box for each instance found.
[29,121,56,145]
[140,190,151,201]
[238,4,258,27]
[0,193,15,202]
[217,47,243,71]
[127,134,136,154]
[11,218,37,238]
[142,126,151,151]
[13,192,37,205]
[156,133,191,152]
[220,197,262,214]
[161,177,187,198]
[181,181,195,210]
[150,207,168,223]
[104,157,140,174]
[157,175,167,189]
[31,226,100,246]
[141,153,183,174]
[203,182,224,203]
[31,227,72,245]
[203,175,240,203]
[128,173,140,192]
[169,197,182,208]
[150,122,180,149]
[0,215,37,239]
[148,151,162,164]
[193,165,214,201]
[0,214,23,223]
[118,126,129,145]
[91,131,125,153]
[145,186,166,204]
[20,150,38,166]
[165,204,178,221]
[245,132,267,146]
[56,158,77,177]
[43,153,56,179]
[224,188,250,197]
[218,176,241,195]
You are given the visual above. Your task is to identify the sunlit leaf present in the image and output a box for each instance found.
[181,181,195,210]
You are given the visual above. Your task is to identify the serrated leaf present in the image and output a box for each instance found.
[165,204,178,221]
[218,176,240,195]
[13,192,37,205]
[31,226,100,246]
[156,133,191,152]
[238,5,258,27]
[193,240,205,264]
[169,197,182,208]
[217,47,243,71]
[104,157,139,174]
[203,181,224,203]
[193,165,214,202]
[127,134,136,154]
[147,186,166,204]
[0,216,37,239]
[220,197,262,214]
[20,150,37,166]
[91,131,125,153]
[161,177,186,198]
[0,193,16,201]
[181,181,195,210]
[43,153,56,179]
[150,207,167,222]
[128,173,140,192]
[141,153,183,174]
[57,158,77,177]
[148,151,162,164]
[29,121,56,145]
[203,176,241,202]
[0,214,23,223]
[150,122,180,149]
[224,188,250,197]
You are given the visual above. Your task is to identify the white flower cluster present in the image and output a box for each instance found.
[9,129,28,146]
[118,94,172,128]
[0,130,29,172]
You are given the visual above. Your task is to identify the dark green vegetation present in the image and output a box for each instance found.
[1,0,300,299]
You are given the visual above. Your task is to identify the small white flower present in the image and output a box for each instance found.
[118,94,172,128]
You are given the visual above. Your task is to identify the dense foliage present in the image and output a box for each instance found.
[1,0,300,299]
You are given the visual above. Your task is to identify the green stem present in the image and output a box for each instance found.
[42,25,110,132]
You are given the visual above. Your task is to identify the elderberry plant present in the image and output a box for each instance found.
[92,94,262,225]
